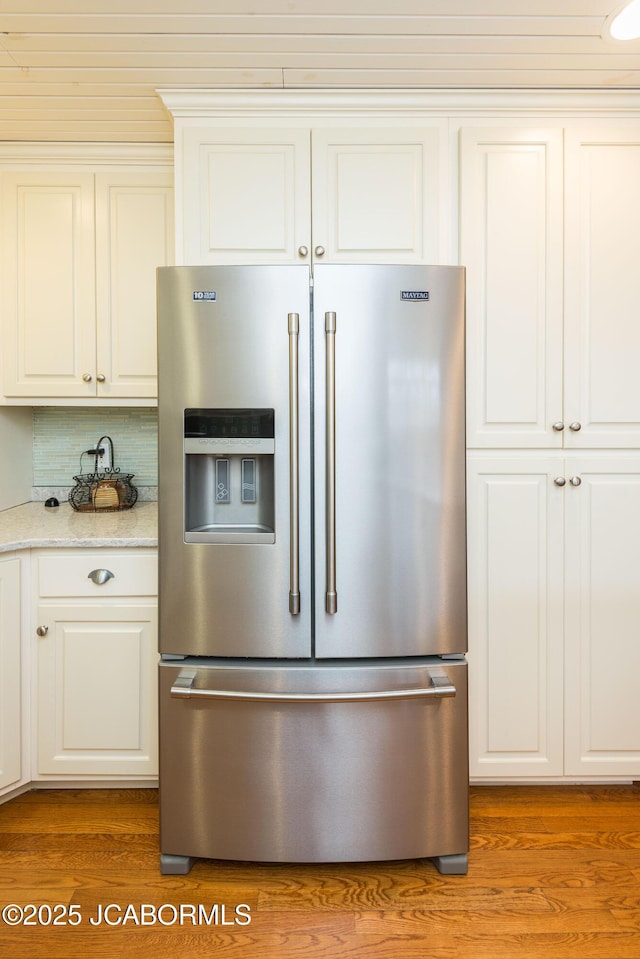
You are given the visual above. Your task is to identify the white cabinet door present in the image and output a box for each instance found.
[35,601,158,776]
[0,556,21,792]
[564,456,640,777]
[95,172,174,398]
[311,127,444,263]
[467,455,564,778]
[1,172,96,398]
[179,126,311,265]
[564,130,640,448]
[460,129,564,448]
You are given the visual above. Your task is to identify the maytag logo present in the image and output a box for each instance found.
[193,291,217,301]
[401,290,430,301]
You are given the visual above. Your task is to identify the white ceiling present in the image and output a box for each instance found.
[0,0,638,142]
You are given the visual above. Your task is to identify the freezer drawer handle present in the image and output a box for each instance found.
[170,668,456,703]
[288,312,301,615]
[325,311,337,615]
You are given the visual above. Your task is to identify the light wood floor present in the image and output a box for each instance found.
[0,784,639,958]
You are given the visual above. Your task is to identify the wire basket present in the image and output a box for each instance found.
[68,435,138,513]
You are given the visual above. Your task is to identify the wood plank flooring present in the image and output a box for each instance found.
[0,784,639,958]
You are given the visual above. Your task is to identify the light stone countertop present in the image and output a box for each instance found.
[0,501,158,553]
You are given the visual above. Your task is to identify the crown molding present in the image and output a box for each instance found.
[0,142,174,165]
[157,88,640,119]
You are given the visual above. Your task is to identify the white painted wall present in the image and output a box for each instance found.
[0,408,32,510]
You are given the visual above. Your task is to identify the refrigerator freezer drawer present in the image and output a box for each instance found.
[159,659,468,867]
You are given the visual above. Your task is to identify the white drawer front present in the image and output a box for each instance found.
[37,551,157,598]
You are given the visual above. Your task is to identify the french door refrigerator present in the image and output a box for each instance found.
[157,264,468,875]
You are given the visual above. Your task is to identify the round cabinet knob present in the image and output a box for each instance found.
[554,477,567,487]
[569,476,582,487]
[314,245,326,257]
[96,373,106,383]
[552,422,565,432]
[297,245,309,258]
[82,373,93,383]
[36,626,48,637]
[569,422,582,432]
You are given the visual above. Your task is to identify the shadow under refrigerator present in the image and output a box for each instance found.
[157,264,468,875]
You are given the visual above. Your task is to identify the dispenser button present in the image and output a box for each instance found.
[241,459,256,503]
[215,459,230,503]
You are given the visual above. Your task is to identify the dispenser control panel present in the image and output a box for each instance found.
[185,409,274,439]
[183,408,276,545]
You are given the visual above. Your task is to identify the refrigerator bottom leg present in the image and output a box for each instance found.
[160,854,468,875]
[430,853,468,876]
[160,854,195,875]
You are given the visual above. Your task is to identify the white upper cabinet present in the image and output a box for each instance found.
[310,128,441,264]
[179,127,310,265]
[460,128,564,448]
[564,129,640,448]
[177,124,444,265]
[462,124,640,450]
[1,172,96,399]
[94,173,174,399]
[1,163,173,403]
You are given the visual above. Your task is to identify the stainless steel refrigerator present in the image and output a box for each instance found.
[157,264,468,875]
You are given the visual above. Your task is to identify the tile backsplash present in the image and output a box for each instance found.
[33,408,158,489]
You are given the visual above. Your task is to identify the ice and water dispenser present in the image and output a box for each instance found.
[184,409,275,544]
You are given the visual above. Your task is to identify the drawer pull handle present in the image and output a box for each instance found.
[88,568,115,586]
[36,625,48,637]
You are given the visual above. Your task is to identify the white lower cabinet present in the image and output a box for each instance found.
[467,455,565,778]
[33,549,158,779]
[0,554,23,793]
[564,458,640,777]
[468,453,640,780]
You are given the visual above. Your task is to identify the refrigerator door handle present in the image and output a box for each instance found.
[325,311,337,615]
[288,312,300,615]
[170,668,457,702]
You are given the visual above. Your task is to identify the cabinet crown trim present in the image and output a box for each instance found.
[158,88,640,118]
[0,143,173,166]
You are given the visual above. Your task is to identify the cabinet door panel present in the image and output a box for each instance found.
[467,456,564,777]
[36,603,158,776]
[180,127,311,264]
[95,173,174,398]
[564,458,640,776]
[460,130,563,448]
[312,127,444,263]
[0,557,21,792]
[1,173,96,397]
[565,131,640,447]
